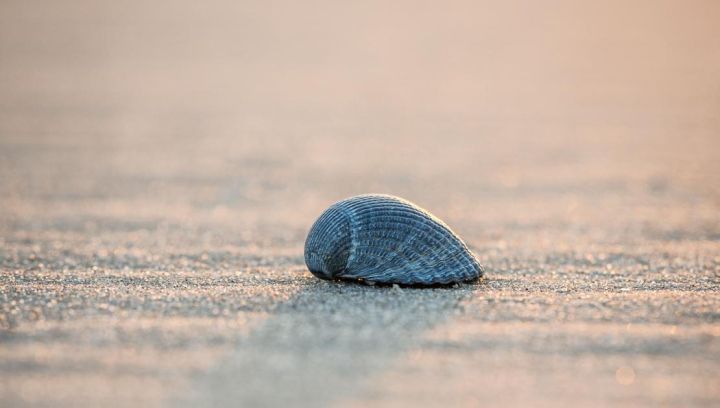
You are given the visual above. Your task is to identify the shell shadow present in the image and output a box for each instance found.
[182,274,488,407]
[335,275,487,288]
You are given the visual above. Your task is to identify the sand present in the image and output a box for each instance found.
[1,1,719,406]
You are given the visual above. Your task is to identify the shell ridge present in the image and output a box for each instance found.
[341,197,408,280]
[350,196,476,282]
[338,203,358,279]
[352,219,452,258]
[304,203,353,278]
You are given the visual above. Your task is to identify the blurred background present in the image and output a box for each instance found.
[1,0,719,406]
[2,0,718,229]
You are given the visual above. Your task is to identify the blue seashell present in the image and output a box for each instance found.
[304,194,484,285]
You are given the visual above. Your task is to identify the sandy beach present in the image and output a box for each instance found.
[1,1,719,406]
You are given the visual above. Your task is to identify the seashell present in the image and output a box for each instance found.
[304,194,484,285]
